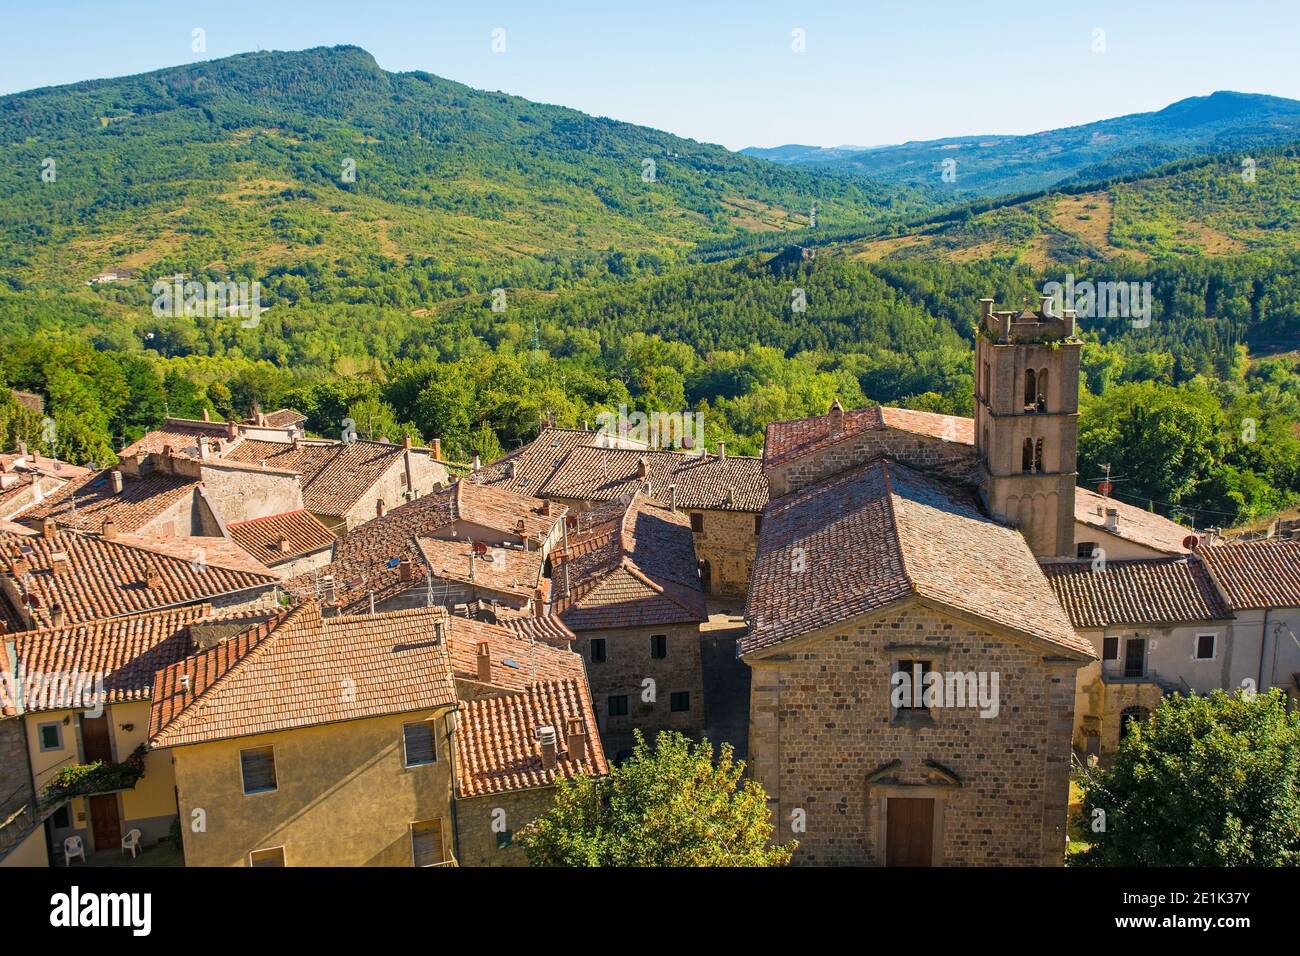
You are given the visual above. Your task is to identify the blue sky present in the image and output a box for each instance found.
[2,1,1297,150]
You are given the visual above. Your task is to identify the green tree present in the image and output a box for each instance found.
[519,731,795,867]
[1080,690,1300,866]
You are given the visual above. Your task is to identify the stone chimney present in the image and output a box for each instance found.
[533,586,545,617]
[375,499,386,519]
[476,641,492,684]
[1104,508,1120,533]
[566,716,586,764]
[50,603,66,629]
[198,435,211,461]
[541,498,552,516]
[431,438,442,461]
[110,470,124,494]
[668,483,678,511]
[398,558,413,582]
[718,441,726,462]
[41,517,56,539]
[402,434,412,450]
[637,457,649,479]
[226,421,239,440]
[538,725,557,771]
[277,535,291,555]
[829,399,845,435]
[101,519,118,540]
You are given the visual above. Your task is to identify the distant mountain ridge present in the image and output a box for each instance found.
[741,92,1300,196]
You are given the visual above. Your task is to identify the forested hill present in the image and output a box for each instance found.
[0,45,930,293]
[743,91,1300,197]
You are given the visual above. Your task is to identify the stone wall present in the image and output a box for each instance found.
[0,715,38,857]
[339,450,448,531]
[745,600,1082,866]
[454,787,553,867]
[690,508,758,597]
[767,429,980,499]
[571,622,706,755]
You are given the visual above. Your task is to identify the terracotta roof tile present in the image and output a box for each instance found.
[222,438,405,518]
[763,405,974,468]
[1199,540,1300,609]
[742,460,1088,657]
[416,537,543,599]
[1074,487,1195,555]
[0,530,278,629]
[1044,558,1232,628]
[445,615,587,691]
[6,605,209,712]
[501,615,576,649]
[20,469,200,534]
[455,679,607,797]
[227,510,335,566]
[148,602,458,748]
[472,428,606,494]
[539,446,768,512]
[552,492,706,630]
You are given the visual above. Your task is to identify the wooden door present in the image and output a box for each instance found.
[81,714,113,765]
[88,794,122,853]
[885,797,934,867]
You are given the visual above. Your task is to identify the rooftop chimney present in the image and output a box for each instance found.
[538,725,557,770]
[1104,508,1119,533]
[101,518,118,540]
[376,499,386,519]
[718,441,726,462]
[476,641,492,684]
[472,455,482,471]
[431,438,442,461]
[829,399,845,435]
[226,421,239,440]
[533,586,546,618]
[50,603,65,629]
[398,557,413,582]
[637,457,649,479]
[198,435,211,461]
[41,517,56,539]
[402,434,412,450]
[146,571,163,590]
[566,716,586,764]
[202,409,210,422]
[668,483,678,511]
[277,535,291,555]
[110,470,124,494]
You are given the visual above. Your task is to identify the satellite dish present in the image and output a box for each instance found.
[1183,535,1201,551]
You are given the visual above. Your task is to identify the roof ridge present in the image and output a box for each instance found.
[152,602,305,744]
[9,601,213,640]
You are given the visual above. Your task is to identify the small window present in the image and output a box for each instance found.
[1102,637,1119,661]
[240,746,278,795]
[607,695,629,717]
[249,846,285,867]
[38,722,63,752]
[670,692,690,712]
[52,805,71,829]
[893,660,934,711]
[650,634,667,659]
[689,513,704,533]
[590,638,607,663]
[754,514,763,535]
[1077,542,1098,559]
[1195,633,1216,660]
[411,820,445,867]
[1123,638,1146,678]
[496,830,514,850]
[403,721,436,767]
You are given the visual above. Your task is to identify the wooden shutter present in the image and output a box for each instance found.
[411,820,444,867]
[403,722,436,766]
[240,747,277,793]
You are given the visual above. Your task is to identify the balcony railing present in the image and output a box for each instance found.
[41,744,146,805]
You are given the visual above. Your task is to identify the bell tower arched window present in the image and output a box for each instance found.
[1023,368,1037,411]
[1022,437,1034,472]
[1036,367,1049,412]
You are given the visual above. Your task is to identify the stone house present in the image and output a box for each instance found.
[551,492,708,756]
[742,460,1093,866]
[226,510,336,578]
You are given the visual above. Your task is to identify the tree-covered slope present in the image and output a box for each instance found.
[0,45,931,293]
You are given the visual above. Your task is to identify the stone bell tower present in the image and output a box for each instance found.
[974,296,1081,559]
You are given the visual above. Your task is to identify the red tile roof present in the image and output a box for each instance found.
[455,679,607,797]
[742,460,1089,657]
[472,428,605,494]
[1074,487,1195,555]
[6,605,209,712]
[227,510,335,566]
[763,405,975,468]
[501,615,576,649]
[552,492,706,630]
[538,446,769,512]
[20,469,200,534]
[417,537,543,599]
[252,408,306,428]
[148,602,458,748]
[222,438,406,518]
[0,530,278,629]
[1043,558,1232,628]
[1199,540,1300,610]
[445,615,588,691]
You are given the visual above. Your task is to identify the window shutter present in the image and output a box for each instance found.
[241,747,277,794]
[412,820,444,867]
[404,722,436,766]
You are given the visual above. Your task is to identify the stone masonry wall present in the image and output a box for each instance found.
[768,429,980,499]
[691,508,758,597]
[454,787,553,867]
[572,622,706,755]
[746,601,1081,866]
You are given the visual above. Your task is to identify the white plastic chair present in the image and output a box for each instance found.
[121,828,142,858]
[63,835,85,866]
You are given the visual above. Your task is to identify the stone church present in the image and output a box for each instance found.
[743,296,1097,866]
